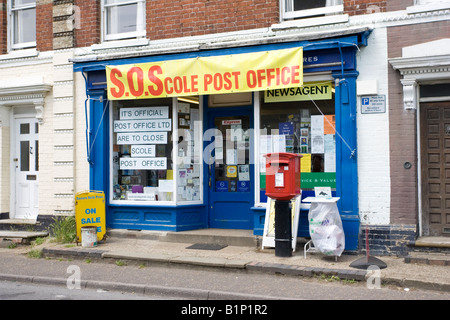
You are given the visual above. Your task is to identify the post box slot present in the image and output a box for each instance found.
[267,160,290,167]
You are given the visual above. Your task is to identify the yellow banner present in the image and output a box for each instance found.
[106,47,303,100]
[264,81,332,103]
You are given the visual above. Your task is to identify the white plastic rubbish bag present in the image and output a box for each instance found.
[308,202,345,256]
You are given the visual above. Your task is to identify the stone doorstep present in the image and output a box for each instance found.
[414,236,450,248]
[0,231,49,245]
[0,219,38,225]
[404,253,450,266]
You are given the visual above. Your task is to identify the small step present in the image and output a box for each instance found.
[107,228,259,247]
[0,219,37,225]
[0,230,49,245]
[0,218,45,232]
[409,236,450,254]
[404,251,450,266]
[161,229,259,247]
[414,236,450,248]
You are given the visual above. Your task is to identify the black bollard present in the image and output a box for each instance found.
[274,200,292,257]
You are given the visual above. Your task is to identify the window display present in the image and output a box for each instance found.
[259,81,336,202]
[111,98,174,202]
[176,100,202,202]
[111,97,202,204]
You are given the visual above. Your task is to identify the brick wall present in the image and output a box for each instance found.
[0,0,7,54]
[0,0,417,51]
[36,0,53,52]
[146,0,279,40]
[0,0,425,53]
[360,225,416,256]
[388,20,450,225]
[344,0,387,15]
[74,0,100,47]
[386,0,413,12]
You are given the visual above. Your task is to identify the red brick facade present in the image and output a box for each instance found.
[146,0,279,40]
[74,0,100,48]
[0,0,412,53]
[345,0,387,15]
[0,0,7,54]
[36,0,53,52]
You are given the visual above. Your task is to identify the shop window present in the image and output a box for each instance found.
[175,98,202,202]
[258,82,336,203]
[282,0,343,20]
[111,97,202,204]
[8,0,36,50]
[111,98,174,203]
[102,0,145,41]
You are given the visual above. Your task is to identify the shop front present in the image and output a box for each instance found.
[74,33,369,251]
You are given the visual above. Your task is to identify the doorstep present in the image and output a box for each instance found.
[414,236,450,248]
[0,230,49,245]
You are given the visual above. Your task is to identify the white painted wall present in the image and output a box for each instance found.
[356,27,391,225]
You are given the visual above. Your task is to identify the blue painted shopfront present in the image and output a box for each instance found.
[74,32,369,251]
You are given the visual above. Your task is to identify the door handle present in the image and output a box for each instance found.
[208,156,213,188]
[209,163,213,188]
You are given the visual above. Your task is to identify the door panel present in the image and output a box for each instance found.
[17,183,30,208]
[14,117,39,220]
[420,102,450,236]
[207,109,254,229]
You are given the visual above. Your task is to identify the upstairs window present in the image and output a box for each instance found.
[9,0,36,50]
[415,0,448,4]
[282,0,343,20]
[408,0,450,13]
[102,0,145,41]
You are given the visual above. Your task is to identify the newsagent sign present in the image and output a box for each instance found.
[106,47,303,100]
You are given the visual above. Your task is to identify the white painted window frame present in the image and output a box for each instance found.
[101,0,146,42]
[281,0,343,20]
[7,0,36,51]
[408,0,450,13]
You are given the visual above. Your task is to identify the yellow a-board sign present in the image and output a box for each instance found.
[75,191,106,242]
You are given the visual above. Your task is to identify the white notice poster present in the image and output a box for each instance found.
[120,106,169,120]
[113,119,172,132]
[272,135,286,153]
[311,135,324,154]
[311,115,324,154]
[116,132,168,145]
[275,172,284,187]
[119,157,167,170]
[311,115,324,135]
[131,145,156,157]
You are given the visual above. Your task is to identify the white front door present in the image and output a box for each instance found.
[13,117,39,220]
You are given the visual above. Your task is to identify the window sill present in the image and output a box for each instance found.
[0,48,38,61]
[109,200,204,207]
[272,14,349,30]
[92,38,149,51]
[406,2,450,14]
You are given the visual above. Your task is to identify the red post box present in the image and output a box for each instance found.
[264,152,302,201]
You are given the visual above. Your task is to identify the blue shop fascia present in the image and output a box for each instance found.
[73,29,371,252]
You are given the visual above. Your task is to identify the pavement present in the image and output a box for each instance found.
[1,228,450,296]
